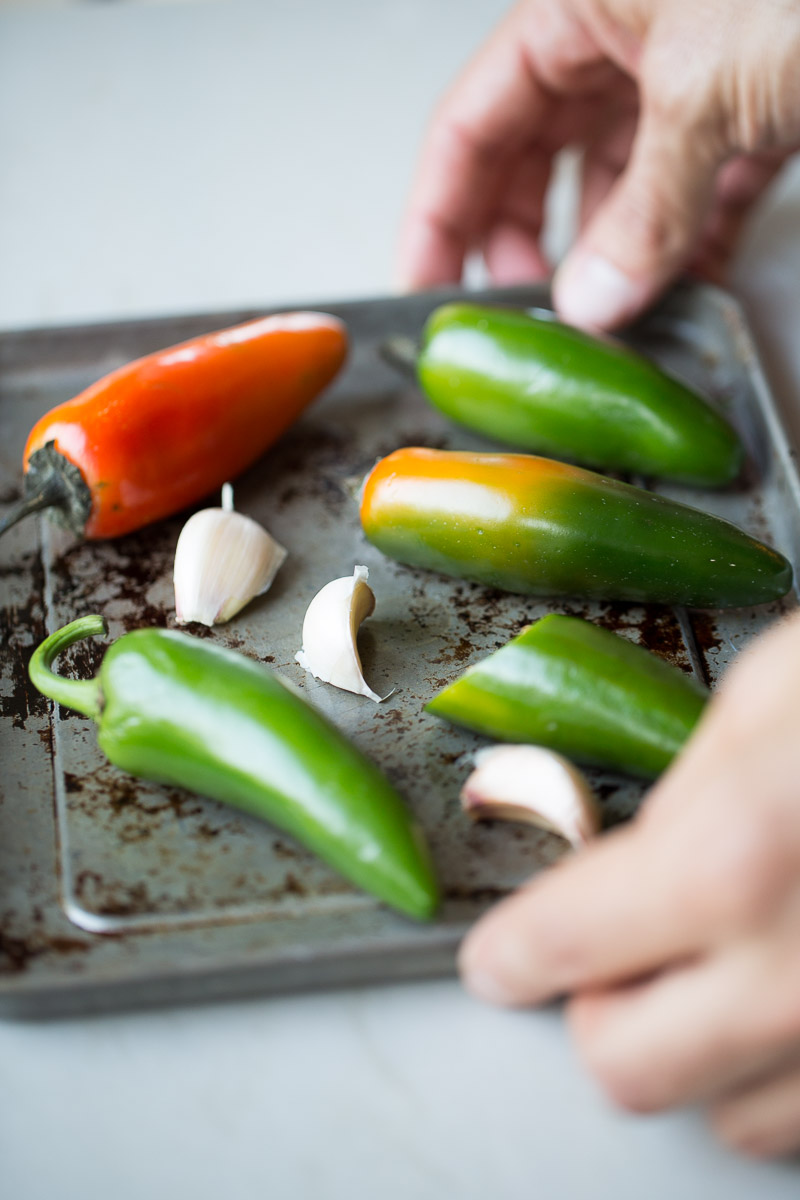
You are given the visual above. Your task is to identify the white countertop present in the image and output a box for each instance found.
[2,3,800,1197]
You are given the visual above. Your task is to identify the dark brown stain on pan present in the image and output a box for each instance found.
[0,550,49,729]
[0,910,93,974]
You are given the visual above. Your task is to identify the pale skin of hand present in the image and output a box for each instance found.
[459,613,800,1157]
[400,0,800,1157]
[397,0,800,329]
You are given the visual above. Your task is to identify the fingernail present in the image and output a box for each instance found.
[461,967,518,1007]
[458,925,522,1007]
[553,253,643,331]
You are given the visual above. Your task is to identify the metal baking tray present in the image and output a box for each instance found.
[1,282,797,1017]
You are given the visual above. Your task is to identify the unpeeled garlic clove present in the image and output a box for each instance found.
[296,565,384,702]
[460,744,601,849]
[173,483,286,626]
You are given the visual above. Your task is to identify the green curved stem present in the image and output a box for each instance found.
[28,614,107,720]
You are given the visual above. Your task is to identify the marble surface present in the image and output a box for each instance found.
[2,3,800,1197]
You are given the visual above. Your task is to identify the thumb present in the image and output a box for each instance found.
[553,105,723,330]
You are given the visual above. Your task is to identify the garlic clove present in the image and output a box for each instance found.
[296,565,385,702]
[460,744,601,849]
[174,483,286,626]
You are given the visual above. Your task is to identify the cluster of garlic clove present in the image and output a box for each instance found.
[174,495,601,850]
[293,572,601,846]
[295,565,385,702]
[173,483,286,626]
[460,744,601,849]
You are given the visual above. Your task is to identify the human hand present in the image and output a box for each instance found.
[458,611,800,1158]
[397,0,800,329]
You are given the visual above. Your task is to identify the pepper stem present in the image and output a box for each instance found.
[0,442,92,539]
[0,475,70,537]
[28,614,107,721]
[379,336,419,381]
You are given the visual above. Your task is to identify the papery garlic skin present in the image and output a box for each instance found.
[296,565,384,702]
[460,744,601,849]
[174,483,286,626]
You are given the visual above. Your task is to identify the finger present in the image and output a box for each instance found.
[687,149,793,283]
[396,1,605,289]
[553,99,724,329]
[481,148,554,283]
[643,611,800,829]
[481,79,637,283]
[712,1062,800,1159]
[457,822,709,1008]
[577,105,638,231]
[578,152,621,237]
[396,11,553,289]
[567,936,800,1114]
[459,615,800,1010]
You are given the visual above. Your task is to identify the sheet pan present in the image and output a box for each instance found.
[1,282,796,1016]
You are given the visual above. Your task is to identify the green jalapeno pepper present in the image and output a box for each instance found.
[398,303,743,485]
[360,447,792,608]
[427,614,708,778]
[28,616,439,921]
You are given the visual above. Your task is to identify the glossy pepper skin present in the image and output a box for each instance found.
[2,312,347,540]
[360,448,792,608]
[427,614,708,778]
[415,304,743,486]
[28,616,439,921]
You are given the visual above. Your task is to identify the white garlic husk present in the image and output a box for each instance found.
[460,744,601,849]
[296,565,385,702]
[173,483,286,626]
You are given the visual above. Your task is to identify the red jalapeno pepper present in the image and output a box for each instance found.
[1,312,347,540]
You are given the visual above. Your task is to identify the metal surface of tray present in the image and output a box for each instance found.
[1,282,798,1017]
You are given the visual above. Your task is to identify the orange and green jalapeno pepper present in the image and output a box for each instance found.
[427,614,708,778]
[359,447,792,608]
[401,303,743,485]
[28,616,439,921]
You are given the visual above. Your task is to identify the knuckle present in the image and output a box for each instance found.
[595,1064,664,1114]
[525,905,588,983]
[692,812,788,931]
[578,1039,664,1114]
[568,1002,665,1114]
[710,1107,760,1157]
[429,109,496,177]
[754,949,800,1047]
[728,43,800,151]
[711,1102,796,1161]
[641,37,717,132]
[521,26,599,94]
[643,76,706,133]
[513,861,606,984]
[610,185,688,265]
